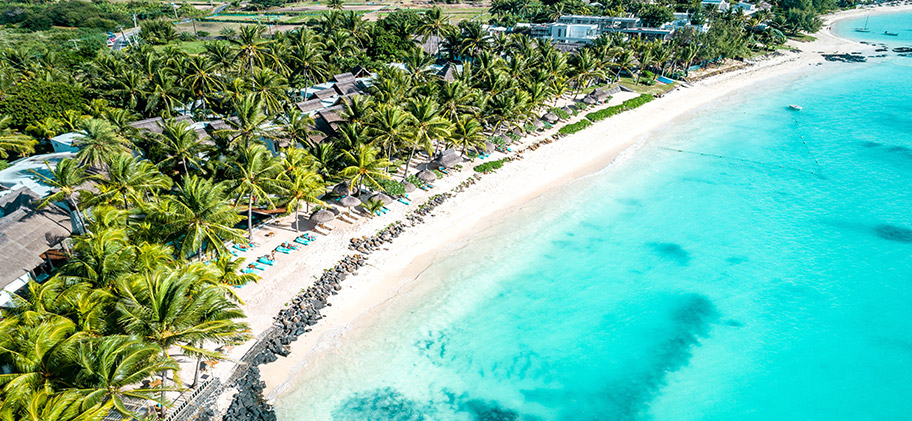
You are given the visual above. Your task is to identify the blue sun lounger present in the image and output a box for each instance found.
[258,257,275,266]
[242,268,256,274]
[275,246,292,254]
[397,198,410,205]
[294,237,310,245]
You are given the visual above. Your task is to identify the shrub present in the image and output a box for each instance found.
[474,159,506,173]
[490,136,506,147]
[573,102,588,111]
[559,119,592,135]
[377,178,405,196]
[551,107,570,120]
[197,31,210,38]
[585,94,654,122]
[523,123,535,132]
[0,80,86,129]
[179,31,195,42]
[406,174,422,186]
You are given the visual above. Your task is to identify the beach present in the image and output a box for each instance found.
[208,4,912,416]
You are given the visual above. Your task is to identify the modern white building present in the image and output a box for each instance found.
[701,0,731,11]
[527,15,675,45]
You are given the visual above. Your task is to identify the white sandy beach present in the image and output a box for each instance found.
[202,4,912,412]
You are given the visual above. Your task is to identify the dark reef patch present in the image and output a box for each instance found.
[725,256,748,264]
[599,294,719,419]
[460,399,521,421]
[647,242,691,265]
[334,387,430,421]
[874,224,912,243]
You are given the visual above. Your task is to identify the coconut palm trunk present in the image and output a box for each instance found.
[402,146,417,181]
[247,195,254,239]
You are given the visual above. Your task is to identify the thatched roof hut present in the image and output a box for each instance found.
[0,187,73,289]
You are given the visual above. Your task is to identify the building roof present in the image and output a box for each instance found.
[0,152,74,200]
[333,81,363,96]
[313,88,339,101]
[351,65,371,79]
[129,115,195,134]
[0,187,73,288]
[296,99,325,113]
[331,72,356,83]
[437,62,457,82]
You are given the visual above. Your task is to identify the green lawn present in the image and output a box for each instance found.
[153,40,208,54]
[618,76,676,95]
[787,33,817,42]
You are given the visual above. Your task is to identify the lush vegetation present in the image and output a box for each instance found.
[474,158,507,173]
[559,119,592,134]
[586,94,654,121]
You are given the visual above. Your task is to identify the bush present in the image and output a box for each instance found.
[559,119,592,135]
[0,80,86,129]
[376,178,405,196]
[197,31,210,38]
[179,31,195,42]
[585,94,654,122]
[474,159,506,173]
[573,102,588,111]
[551,107,570,120]
[406,174,422,186]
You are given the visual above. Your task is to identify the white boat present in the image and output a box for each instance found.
[856,15,871,32]
[789,104,803,111]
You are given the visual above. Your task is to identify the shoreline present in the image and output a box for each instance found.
[208,5,910,418]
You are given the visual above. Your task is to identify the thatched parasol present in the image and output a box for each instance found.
[417,170,436,182]
[532,120,545,130]
[543,112,559,123]
[484,141,495,152]
[339,195,361,209]
[310,209,335,223]
[560,106,574,115]
[436,153,462,168]
[401,181,416,192]
[582,96,597,105]
[370,192,394,205]
[332,182,350,196]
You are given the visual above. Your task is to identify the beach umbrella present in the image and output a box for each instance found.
[582,96,597,105]
[310,209,335,223]
[370,192,394,205]
[484,142,495,153]
[339,195,361,210]
[401,181,416,192]
[543,112,559,123]
[532,120,545,130]
[511,127,523,136]
[437,153,462,168]
[560,106,574,115]
[332,182,350,196]
[417,169,436,182]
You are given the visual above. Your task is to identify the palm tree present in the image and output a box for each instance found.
[182,55,224,113]
[569,49,606,96]
[92,153,172,208]
[287,29,328,101]
[226,143,282,239]
[73,335,178,418]
[448,114,486,156]
[249,67,289,116]
[368,104,413,163]
[277,167,325,232]
[25,117,63,145]
[437,80,479,120]
[339,144,392,194]
[117,268,249,400]
[151,175,245,259]
[231,25,274,76]
[327,0,344,10]
[73,119,132,171]
[226,95,277,149]
[279,109,315,148]
[29,158,90,234]
[404,97,450,177]
[157,119,204,175]
[58,228,137,290]
[417,8,451,56]
[0,315,81,415]
[0,115,37,159]
[362,198,383,218]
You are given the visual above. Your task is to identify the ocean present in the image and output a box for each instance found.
[273,14,912,420]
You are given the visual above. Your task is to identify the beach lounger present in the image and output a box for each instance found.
[250,263,266,271]
[257,257,275,266]
[313,225,330,235]
[274,247,291,254]
[397,198,410,205]
[323,222,336,231]
[305,233,316,241]
[282,242,298,250]
[294,237,310,245]
[233,244,248,252]
[242,268,256,274]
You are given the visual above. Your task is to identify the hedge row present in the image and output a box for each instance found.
[559,119,592,135]
[474,159,507,173]
[585,94,654,122]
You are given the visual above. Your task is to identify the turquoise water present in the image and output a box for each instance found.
[274,21,912,420]
[834,9,912,42]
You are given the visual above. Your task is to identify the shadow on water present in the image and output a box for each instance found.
[874,224,912,243]
[333,387,431,420]
[858,141,912,161]
[597,294,719,420]
[647,242,691,266]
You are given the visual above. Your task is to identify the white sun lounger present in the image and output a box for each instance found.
[313,225,331,235]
